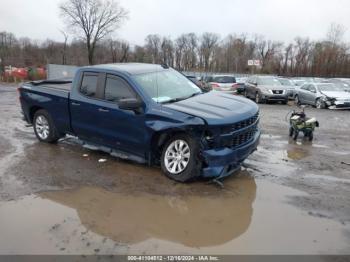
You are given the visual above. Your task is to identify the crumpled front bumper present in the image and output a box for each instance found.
[201,130,261,178]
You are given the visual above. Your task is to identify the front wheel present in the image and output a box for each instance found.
[244,90,248,98]
[33,109,61,143]
[255,92,263,104]
[315,98,325,109]
[161,134,201,182]
[293,130,299,141]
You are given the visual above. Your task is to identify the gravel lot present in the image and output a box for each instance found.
[0,83,349,255]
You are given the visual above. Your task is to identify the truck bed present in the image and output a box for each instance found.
[20,79,73,134]
[29,79,72,92]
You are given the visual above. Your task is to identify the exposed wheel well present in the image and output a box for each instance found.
[29,106,44,123]
[150,130,189,165]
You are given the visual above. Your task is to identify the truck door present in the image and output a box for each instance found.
[95,73,146,158]
[70,71,105,144]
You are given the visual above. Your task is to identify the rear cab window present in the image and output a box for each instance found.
[80,72,98,98]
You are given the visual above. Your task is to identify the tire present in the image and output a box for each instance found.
[289,127,294,137]
[295,95,300,106]
[315,98,324,109]
[244,90,248,98]
[293,130,299,141]
[160,134,201,182]
[33,109,61,143]
[255,92,262,104]
[308,132,314,141]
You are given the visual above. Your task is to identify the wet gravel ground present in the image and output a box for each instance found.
[0,83,349,255]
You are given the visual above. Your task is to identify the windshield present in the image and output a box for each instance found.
[317,84,342,91]
[212,76,236,83]
[258,77,281,86]
[133,69,201,103]
[278,78,294,86]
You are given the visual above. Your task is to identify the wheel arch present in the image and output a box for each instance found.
[29,106,45,123]
[149,126,204,165]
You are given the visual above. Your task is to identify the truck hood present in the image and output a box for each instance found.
[321,91,350,99]
[164,91,259,125]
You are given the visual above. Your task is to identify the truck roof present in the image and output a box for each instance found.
[84,63,167,75]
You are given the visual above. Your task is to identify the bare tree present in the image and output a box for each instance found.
[108,39,130,63]
[59,0,128,65]
[145,34,161,64]
[160,37,174,67]
[256,36,283,73]
[199,32,219,71]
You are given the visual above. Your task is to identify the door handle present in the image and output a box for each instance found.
[71,102,80,106]
[98,108,109,113]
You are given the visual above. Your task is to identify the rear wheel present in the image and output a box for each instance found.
[289,127,294,137]
[308,132,314,141]
[33,109,61,143]
[161,134,201,182]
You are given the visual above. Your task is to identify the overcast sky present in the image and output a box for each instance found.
[1,0,349,45]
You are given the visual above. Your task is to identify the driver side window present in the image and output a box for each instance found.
[309,85,316,93]
[301,84,310,91]
[104,75,136,104]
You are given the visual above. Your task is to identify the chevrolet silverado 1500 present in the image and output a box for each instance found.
[19,63,260,182]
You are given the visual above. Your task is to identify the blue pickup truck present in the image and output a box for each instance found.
[19,63,260,182]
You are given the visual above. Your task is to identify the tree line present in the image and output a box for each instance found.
[1,25,349,77]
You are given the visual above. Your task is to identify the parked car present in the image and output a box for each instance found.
[277,78,296,98]
[236,77,247,94]
[19,63,260,182]
[292,79,306,87]
[186,75,211,92]
[201,75,214,91]
[208,75,239,94]
[295,83,350,109]
[244,76,289,104]
[322,79,350,93]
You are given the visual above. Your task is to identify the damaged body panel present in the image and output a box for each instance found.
[18,63,260,182]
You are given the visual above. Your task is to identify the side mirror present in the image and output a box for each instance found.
[118,98,143,111]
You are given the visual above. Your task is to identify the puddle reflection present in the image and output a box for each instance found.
[40,176,256,248]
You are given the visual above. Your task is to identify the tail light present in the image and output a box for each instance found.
[211,83,220,89]
[232,83,239,89]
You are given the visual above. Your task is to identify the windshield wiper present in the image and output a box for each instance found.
[162,92,202,104]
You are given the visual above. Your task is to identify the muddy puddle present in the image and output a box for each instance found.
[0,175,348,255]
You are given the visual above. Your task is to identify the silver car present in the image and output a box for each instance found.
[208,75,238,94]
[278,78,296,98]
[295,83,350,109]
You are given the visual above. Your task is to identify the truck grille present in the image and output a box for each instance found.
[230,112,259,131]
[272,90,284,94]
[231,126,257,147]
[220,112,259,148]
